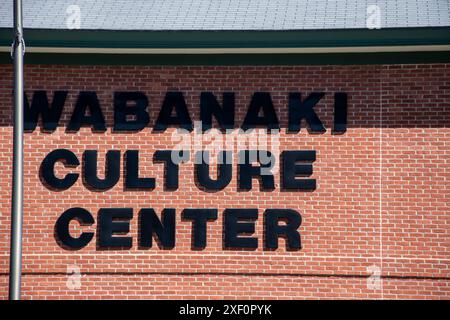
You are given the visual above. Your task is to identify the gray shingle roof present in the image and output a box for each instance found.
[0,0,449,30]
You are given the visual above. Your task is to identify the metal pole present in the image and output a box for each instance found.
[9,0,24,300]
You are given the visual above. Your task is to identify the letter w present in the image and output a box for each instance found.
[24,91,67,131]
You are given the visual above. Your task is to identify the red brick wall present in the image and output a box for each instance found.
[0,63,448,299]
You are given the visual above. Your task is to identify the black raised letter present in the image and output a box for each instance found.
[333,92,347,133]
[238,150,275,190]
[200,92,235,131]
[139,208,176,249]
[24,90,67,131]
[182,209,218,249]
[98,208,133,248]
[41,149,79,190]
[224,209,258,249]
[154,150,188,190]
[68,91,106,132]
[154,92,193,131]
[288,92,326,133]
[113,91,150,131]
[281,150,316,190]
[242,92,279,130]
[264,209,302,249]
[55,207,94,250]
[124,150,155,189]
[83,150,120,190]
[195,151,232,191]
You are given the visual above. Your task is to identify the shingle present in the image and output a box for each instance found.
[0,0,448,30]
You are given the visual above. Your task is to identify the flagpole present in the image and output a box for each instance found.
[9,0,24,300]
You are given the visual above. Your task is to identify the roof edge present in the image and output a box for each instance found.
[1,51,450,66]
[0,27,449,50]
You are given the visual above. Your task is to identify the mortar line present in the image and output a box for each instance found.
[379,63,385,299]
[0,253,448,261]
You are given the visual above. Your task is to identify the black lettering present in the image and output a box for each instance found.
[224,209,258,249]
[238,150,275,190]
[55,207,94,250]
[195,151,232,191]
[264,209,302,249]
[83,150,120,190]
[182,209,218,249]
[281,150,316,190]
[24,90,67,131]
[242,92,279,130]
[200,92,235,131]
[333,92,347,133]
[113,91,150,131]
[139,208,176,249]
[40,149,79,190]
[288,92,326,133]
[154,92,193,131]
[67,91,106,132]
[124,150,155,189]
[98,208,133,248]
[153,150,188,190]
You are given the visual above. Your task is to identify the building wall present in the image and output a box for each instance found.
[0,63,448,299]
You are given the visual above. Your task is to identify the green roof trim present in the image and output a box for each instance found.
[1,51,449,65]
[0,27,450,49]
[0,27,449,65]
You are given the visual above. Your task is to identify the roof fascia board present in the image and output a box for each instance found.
[1,45,449,54]
[1,51,449,65]
[0,27,449,50]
